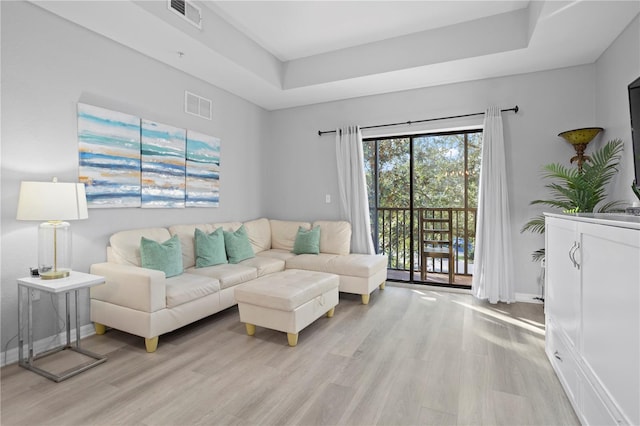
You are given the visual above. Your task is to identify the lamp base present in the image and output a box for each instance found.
[40,269,70,280]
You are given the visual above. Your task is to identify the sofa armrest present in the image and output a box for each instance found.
[90,263,166,313]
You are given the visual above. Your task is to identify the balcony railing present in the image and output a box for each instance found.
[371,207,477,283]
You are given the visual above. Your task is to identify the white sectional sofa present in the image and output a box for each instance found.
[90,218,388,352]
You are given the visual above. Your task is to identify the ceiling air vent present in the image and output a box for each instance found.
[185,91,212,120]
[168,0,202,29]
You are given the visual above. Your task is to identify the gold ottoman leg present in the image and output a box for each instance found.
[379,282,386,290]
[327,307,335,318]
[361,294,370,305]
[145,337,159,353]
[94,323,106,335]
[245,323,256,336]
[287,333,298,347]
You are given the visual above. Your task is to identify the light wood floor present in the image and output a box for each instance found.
[1,285,578,426]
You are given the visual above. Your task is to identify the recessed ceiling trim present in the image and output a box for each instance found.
[29,0,640,111]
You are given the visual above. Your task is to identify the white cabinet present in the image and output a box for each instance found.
[545,213,640,426]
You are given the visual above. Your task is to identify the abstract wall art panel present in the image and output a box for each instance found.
[78,103,220,209]
[141,120,186,208]
[77,103,141,208]
[186,130,221,207]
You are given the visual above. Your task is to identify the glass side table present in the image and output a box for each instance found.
[17,271,107,382]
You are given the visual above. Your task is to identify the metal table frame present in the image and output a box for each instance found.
[17,271,107,382]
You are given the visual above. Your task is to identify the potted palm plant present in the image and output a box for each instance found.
[522,139,626,261]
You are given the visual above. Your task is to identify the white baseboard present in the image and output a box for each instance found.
[515,293,544,304]
[1,324,96,368]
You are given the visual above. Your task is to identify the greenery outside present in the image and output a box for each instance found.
[363,131,482,275]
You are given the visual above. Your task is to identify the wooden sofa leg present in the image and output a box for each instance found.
[94,323,107,335]
[145,337,159,353]
[245,323,256,336]
[287,333,298,347]
[379,282,386,290]
[361,294,370,305]
[327,307,335,318]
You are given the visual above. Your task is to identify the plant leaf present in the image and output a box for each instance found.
[521,139,625,264]
[532,248,545,262]
[521,215,546,234]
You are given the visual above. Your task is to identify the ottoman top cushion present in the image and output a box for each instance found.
[234,269,338,312]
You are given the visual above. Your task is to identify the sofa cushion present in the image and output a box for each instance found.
[292,226,320,255]
[211,221,243,232]
[256,249,297,262]
[270,220,311,251]
[169,224,215,269]
[328,254,388,277]
[313,221,351,255]
[234,269,339,312]
[223,225,255,264]
[240,256,285,277]
[195,228,228,268]
[244,218,272,254]
[286,253,387,278]
[109,227,171,266]
[286,253,337,274]
[140,235,183,278]
[166,274,220,308]
[186,263,258,290]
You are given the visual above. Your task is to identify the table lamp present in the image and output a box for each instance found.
[16,178,88,279]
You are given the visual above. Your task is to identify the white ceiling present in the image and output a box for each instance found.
[210,1,529,61]
[32,1,640,111]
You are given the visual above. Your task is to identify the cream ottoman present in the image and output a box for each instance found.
[234,269,339,346]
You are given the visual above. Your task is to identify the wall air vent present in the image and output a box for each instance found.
[185,91,212,120]
[168,0,202,29]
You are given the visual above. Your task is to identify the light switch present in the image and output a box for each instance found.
[325,194,331,203]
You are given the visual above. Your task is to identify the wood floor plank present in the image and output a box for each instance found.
[377,357,431,425]
[1,285,580,426]
[296,382,356,426]
[418,406,458,426]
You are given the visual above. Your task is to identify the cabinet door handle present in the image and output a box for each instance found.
[554,350,562,362]
[573,242,580,270]
[568,242,577,267]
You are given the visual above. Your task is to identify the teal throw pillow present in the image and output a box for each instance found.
[292,226,320,255]
[195,227,228,268]
[223,225,255,264]
[140,235,183,278]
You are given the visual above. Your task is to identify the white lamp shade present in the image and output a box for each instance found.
[16,181,88,221]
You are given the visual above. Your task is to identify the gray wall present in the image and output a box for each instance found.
[595,15,639,203]
[1,2,268,354]
[265,66,599,298]
[264,10,640,298]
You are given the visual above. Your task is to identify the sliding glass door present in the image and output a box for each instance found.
[364,130,481,287]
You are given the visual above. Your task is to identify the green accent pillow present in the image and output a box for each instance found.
[223,225,255,264]
[140,235,183,278]
[292,226,320,255]
[195,227,228,268]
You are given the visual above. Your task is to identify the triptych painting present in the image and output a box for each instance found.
[78,103,220,208]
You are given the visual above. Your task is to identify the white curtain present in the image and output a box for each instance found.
[471,107,515,303]
[336,126,375,254]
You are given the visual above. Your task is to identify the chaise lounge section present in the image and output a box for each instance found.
[90,218,387,352]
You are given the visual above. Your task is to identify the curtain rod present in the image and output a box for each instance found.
[317,105,519,136]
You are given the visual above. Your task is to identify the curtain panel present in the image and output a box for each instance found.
[335,126,375,255]
[471,107,515,303]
